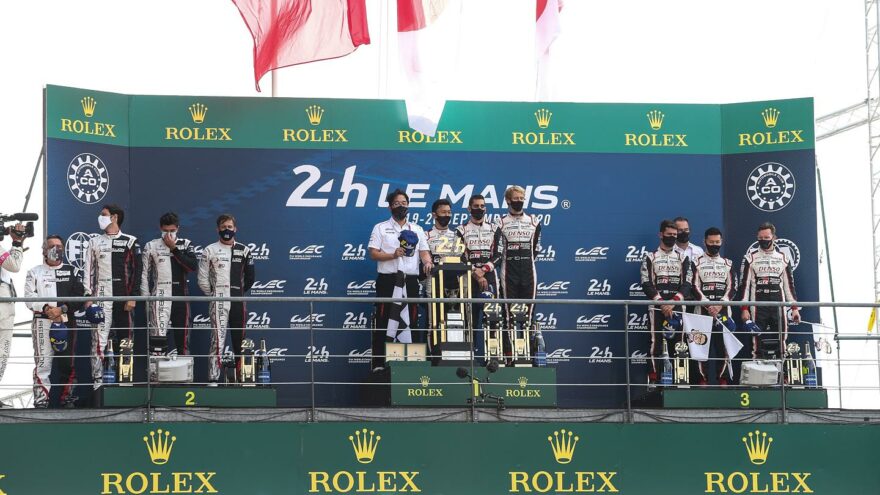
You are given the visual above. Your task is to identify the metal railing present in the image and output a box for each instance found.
[1,295,878,423]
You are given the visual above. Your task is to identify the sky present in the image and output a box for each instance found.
[0,0,876,407]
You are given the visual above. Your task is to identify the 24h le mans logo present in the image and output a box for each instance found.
[67,153,109,204]
[746,162,795,212]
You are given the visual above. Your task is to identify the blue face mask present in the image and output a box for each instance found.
[219,229,235,241]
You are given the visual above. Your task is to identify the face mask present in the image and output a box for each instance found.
[435,215,451,228]
[162,230,178,240]
[705,244,721,256]
[46,246,63,263]
[470,209,486,221]
[509,200,524,212]
[392,206,408,221]
[219,229,235,241]
[661,235,676,248]
[98,215,112,230]
[676,231,690,243]
[758,239,773,250]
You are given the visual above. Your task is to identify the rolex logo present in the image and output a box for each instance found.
[761,107,780,128]
[548,429,579,465]
[742,430,773,465]
[306,105,325,126]
[518,376,528,388]
[420,375,431,387]
[143,428,176,465]
[647,110,664,130]
[535,108,552,129]
[188,103,208,124]
[349,428,381,464]
[81,96,96,118]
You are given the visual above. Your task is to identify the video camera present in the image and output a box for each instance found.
[0,213,38,241]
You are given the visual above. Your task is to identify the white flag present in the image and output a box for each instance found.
[683,312,713,362]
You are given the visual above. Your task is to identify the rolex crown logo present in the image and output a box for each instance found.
[518,376,528,388]
[547,429,579,464]
[647,110,664,130]
[143,428,176,465]
[306,104,325,126]
[189,103,208,124]
[761,107,780,128]
[420,375,431,387]
[81,96,96,118]
[742,429,773,465]
[349,428,381,464]
[535,108,552,129]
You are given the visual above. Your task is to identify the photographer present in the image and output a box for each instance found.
[0,223,26,404]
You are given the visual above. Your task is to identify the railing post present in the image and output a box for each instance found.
[309,300,316,422]
[624,303,633,424]
[469,297,476,423]
[778,304,787,424]
[145,301,152,422]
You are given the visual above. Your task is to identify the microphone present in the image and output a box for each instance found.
[1,213,39,222]
[455,367,469,379]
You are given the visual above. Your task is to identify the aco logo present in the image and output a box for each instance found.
[509,430,618,493]
[704,430,812,493]
[746,162,795,212]
[67,153,110,204]
[100,428,218,494]
[308,429,421,493]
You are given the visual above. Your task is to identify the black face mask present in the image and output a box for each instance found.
[435,215,451,228]
[676,231,690,243]
[758,239,774,250]
[219,229,235,241]
[705,244,721,256]
[661,235,676,248]
[509,200,524,212]
[392,206,408,221]
[470,209,486,221]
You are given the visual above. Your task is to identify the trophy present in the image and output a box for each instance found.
[240,338,256,386]
[119,338,135,385]
[256,338,272,385]
[102,339,117,385]
[673,341,689,385]
[482,300,505,365]
[785,342,804,386]
[428,247,473,363]
[508,303,533,367]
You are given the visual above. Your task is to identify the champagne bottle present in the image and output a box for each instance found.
[804,344,818,388]
[257,338,271,385]
[103,339,117,385]
[661,339,674,385]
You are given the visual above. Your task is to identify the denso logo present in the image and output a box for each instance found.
[286,164,560,209]
[246,311,271,328]
[341,243,367,261]
[625,245,649,263]
[246,242,271,260]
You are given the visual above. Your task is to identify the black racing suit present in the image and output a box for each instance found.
[141,237,199,356]
[83,232,142,388]
[23,263,88,407]
[494,213,542,326]
[737,248,797,358]
[640,247,692,383]
[692,254,738,383]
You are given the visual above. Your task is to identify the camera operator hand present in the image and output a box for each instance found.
[9,223,26,246]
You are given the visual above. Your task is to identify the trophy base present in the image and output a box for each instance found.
[433,342,474,366]
[511,359,533,368]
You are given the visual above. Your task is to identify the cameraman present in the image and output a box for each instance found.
[0,223,26,401]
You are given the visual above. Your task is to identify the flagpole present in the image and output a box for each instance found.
[272,70,278,97]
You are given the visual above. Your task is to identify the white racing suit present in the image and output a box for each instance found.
[141,238,199,356]
[0,244,23,386]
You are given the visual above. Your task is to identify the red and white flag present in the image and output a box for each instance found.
[535,0,562,100]
[233,0,371,91]
[397,0,461,137]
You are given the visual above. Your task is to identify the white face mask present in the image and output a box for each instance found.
[162,230,178,241]
[98,215,112,230]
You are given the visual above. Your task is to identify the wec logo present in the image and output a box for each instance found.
[290,313,326,328]
[289,244,324,261]
[537,281,571,297]
[252,280,286,290]
[575,246,609,262]
[347,280,376,296]
[546,348,572,364]
[577,314,611,329]
[286,164,560,209]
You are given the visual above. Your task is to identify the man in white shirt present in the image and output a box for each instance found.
[368,189,433,370]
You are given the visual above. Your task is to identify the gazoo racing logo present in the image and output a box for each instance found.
[165,102,231,142]
[67,153,109,204]
[628,283,645,297]
[576,314,611,330]
[246,242,271,261]
[586,279,612,297]
[347,280,376,296]
[308,428,421,494]
[303,278,329,295]
[283,104,349,143]
[575,246,609,262]
[625,109,687,148]
[285,164,561,210]
[625,245,649,263]
[534,312,558,330]
[341,243,367,261]
[536,245,556,262]
[738,107,805,148]
[537,281,570,297]
[509,429,618,493]
[250,279,286,296]
[246,311,271,329]
[65,232,97,269]
[289,244,324,261]
[290,313,327,329]
[704,430,813,494]
[746,238,801,271]
[746,162,796,212]
[343,312,369,329]
[100,428,218,495]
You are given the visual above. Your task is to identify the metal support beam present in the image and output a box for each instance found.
[866,0,880,332]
